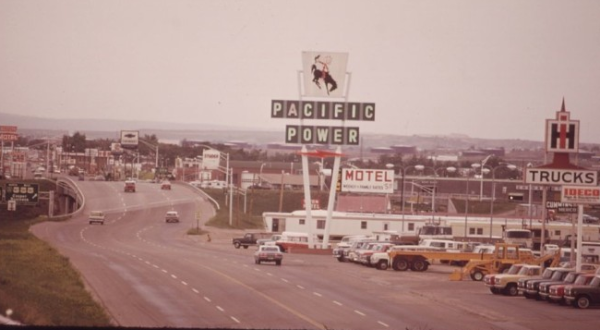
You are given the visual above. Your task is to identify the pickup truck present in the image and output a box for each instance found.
[232,233,272,249]
[256,234,282,246]
[483,264,541,296]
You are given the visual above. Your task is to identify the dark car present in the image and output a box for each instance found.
[524,268,573,300]
[564,275,600,309]
[538,271,581,301]
[518,267,560,299]
[548,273,595,305]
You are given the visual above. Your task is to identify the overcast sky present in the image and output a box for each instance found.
[1,0,599,143]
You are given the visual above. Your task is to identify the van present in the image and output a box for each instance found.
[275,231,322,252]
[419,239,470,252]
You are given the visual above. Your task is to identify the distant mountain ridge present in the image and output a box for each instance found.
[0,112,547,151]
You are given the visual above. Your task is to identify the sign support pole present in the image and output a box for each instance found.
[576,205,583,273]
[322,146,342,249]
[300,146,314,248]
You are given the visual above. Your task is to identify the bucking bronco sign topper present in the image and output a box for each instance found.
[302,51,348,98]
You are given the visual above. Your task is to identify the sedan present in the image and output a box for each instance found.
[254,245,283,265]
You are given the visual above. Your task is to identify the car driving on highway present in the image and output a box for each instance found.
[165,211,179,223]
[254,245,283,265]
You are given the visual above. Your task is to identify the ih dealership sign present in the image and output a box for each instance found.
[525,168,597,186]
[341,169,393,194]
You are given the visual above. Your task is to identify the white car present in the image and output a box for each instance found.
[89,211,105,225]
[165,211,179,223]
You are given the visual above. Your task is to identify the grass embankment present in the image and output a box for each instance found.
[0,218,111,327]
[202,188,328,229]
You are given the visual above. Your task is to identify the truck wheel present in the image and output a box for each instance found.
[392,257,409,271]
[411,258,428,272]
[243,245,249,249]
[377,260,388,270]
[234,242,241,249]
[503,283,518,296]
[574,296,591,309]
[470,270,485,281]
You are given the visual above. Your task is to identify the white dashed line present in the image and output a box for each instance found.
[204,296,211,302]
[230,316,240,324]
[378,321,389,327]
[162,269,168,273]
[216,306,225,312]
[313,292,322,297]
[171,274,177,279]
[192,288,199,294]
[281,278,289,283]
[333,300,343,306]
[181,281,188,286]
[297,285,305,289]
[354,310,365,316]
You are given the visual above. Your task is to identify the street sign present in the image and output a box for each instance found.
[341,169,394,194]
[202,149,221,170]
[524,168,597,186]
[5,183,39,204]
[545,201,577,213]
[0,133,18,141]
[561,186,600,205]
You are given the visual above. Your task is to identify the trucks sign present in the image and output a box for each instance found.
[5,183,39,204]
[561,186,600,205]
[524,168,597,186]
[341,169,393,194]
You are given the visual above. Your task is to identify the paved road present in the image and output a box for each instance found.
[30,181,599,330]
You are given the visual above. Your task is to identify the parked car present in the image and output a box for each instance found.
[254,245,283,265]
[524,268,573,300]
[484,264,541,296]
[165,211,179,223]
[88,211,105,225]
[548,273,596,305]
[564,275,600,309]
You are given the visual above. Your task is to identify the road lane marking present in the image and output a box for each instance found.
[230,316,240,324]
[201,265,326,330]
[354,310,365,316]
[181,281,188,286]
[171,274,177,279]
[192,288,199,294]
[297,285,304,289]
[204,296,211,302]
[313,292,322,297]
[281,278,289,283]
[378,321,389,327]
[333,301,343,306]
[216,306,224,312]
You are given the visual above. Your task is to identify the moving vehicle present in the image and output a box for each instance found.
[232,232,272,249]
[124,180,136,192]
[88,211,105,225]
[165,211,179,223]
[161,181,171,190]
[254,245,283,265]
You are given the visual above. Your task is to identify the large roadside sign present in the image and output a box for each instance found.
[561,186,600,205]
[0,125,18,142]
[341,169,394,194]
[524,168,597,186]
[202,149,221,170]
[5,183,39,204]
[120,130,139,149]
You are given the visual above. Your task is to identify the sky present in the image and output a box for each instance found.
[1,0,600,143]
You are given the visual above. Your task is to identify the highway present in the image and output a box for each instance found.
[31,181,600,330]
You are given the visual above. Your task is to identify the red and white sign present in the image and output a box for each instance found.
[341,169,394,194]
[545,105,579,153]
[0,133,18,141]
[302,199,321,210]
[561,186,600,204]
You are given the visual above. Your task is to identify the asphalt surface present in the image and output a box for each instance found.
[27,181,600,330]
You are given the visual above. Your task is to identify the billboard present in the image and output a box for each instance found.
[341,169,394,194]
[120,130,139,149]
[202,149,221,170]
[302,51,348,98]
[561,186,600,205]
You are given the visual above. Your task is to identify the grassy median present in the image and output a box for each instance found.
[0,218,111,327]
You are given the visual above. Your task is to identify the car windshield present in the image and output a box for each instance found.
[507,265,522,274]
[590,277,600,288]
[574,275,591,285]
[262,247,278,252]
[517,267,532,275]
[542,269,554,278]
[563,273,576,283]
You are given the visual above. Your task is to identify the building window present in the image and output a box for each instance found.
[361,221,367,229]
[469,228,475,235]
[317,220,325,229]
[383,223,389,231]
[554,230,561,236]
[477,228,483,235]
[408,223,415,231]
[469,227,484,235]
[299,219,305,225]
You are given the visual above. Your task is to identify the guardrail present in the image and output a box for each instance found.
[50,176,85,219]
